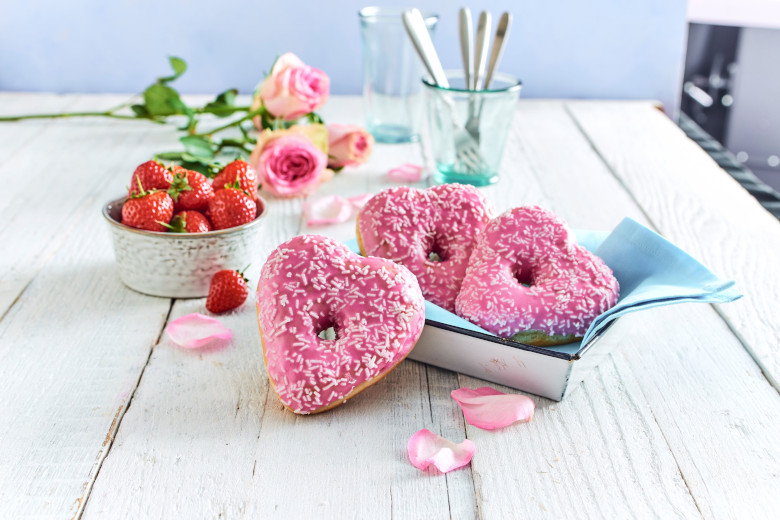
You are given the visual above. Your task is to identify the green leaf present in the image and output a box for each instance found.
[306,112,325,125]
[169,57,187,76]
[215,88,237,106]
[131,104,150,117]
[180,160,219,177]
[143,84,187,116]
[157,57,187,84]
[154,151,186,161]
[202,89,240,117]
[179,135,215,159]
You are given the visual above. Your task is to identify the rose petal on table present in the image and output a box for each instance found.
[166,313,232,349]
[387,163,424,183]
[407,428,476,473]
[304,195,354,226]
[347,193,374,209]
[451,387,535,430]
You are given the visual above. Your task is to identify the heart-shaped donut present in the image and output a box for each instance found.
[357,184,494,312]
[455,206,619,345]
[256,235,425,414]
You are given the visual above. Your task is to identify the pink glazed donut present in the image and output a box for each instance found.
[256,235,425,414]
[357,184,494,312]
[455,206,619,346]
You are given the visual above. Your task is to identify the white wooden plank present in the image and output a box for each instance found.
[0,93,207,518]
[566,101,780,389]
[0,93,83,164]
[0,94,176,318]
[0,194,171,518]
[616,304,780,519]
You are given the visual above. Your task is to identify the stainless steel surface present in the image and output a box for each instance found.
[401,8,449,88]
[484,12,512,90]
[404,8,486,173]
[465,11,494,144]
[458,7,473,90]
[473,11,492,90]
[102,195,268,298]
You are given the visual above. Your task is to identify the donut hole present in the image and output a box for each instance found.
[425,237,447,263]
[312,312,339,341]
[317,326,338,341]
[514,265,535,287]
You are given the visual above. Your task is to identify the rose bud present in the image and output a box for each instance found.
[326,124,374,169]
[252,52,330,123]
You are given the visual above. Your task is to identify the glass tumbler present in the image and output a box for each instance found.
[423,71,522,186]
[359,7,438,143]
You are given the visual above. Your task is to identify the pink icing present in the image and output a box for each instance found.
[357,184,494,312]
[455,206,619,338]
[256,235,425,414]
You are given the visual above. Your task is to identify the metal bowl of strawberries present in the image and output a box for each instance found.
[103,159,267,298]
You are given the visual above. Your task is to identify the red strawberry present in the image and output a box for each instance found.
[207,188,257,230]
[168,166,214,212]
[211,160,258,198]
[206,269,249,313]
[121,183,174,232]
[128,160,173,196]
[161,210,212,233]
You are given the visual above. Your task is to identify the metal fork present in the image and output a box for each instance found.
[464,12,512,144]
[464,11,491,143]
[402,8,487,174]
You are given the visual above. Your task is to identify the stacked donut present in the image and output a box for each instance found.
[357,184,619,347]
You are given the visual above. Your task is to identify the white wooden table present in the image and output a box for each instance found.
[1,94,779,519]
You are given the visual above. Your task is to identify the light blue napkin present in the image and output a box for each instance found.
[580,217,742,345]
[346,217,741,351]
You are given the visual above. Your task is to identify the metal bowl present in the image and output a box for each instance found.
[103,195,268,298]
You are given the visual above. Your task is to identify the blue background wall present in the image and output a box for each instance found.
[0,0,688,111]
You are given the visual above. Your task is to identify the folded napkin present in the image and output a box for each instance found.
[347,217,741,351]
[581,217,742,346]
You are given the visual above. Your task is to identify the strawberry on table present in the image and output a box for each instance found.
[211,160,258,198]
[162,210,212,233]
[169,165,214,212]
[128,160,173,196]
[121,181,174,232]
[206,269,249,313]
[207,188,257,230]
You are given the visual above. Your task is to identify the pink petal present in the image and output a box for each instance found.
[388,163,424,183]
[407,429,476,473]
[166,313,233,349]
[451,387,535,430]
[304,195,353,226]
[347,193,373,209]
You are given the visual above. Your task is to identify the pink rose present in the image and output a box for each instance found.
[255,53,330,121]
[327,124,375,169]
[250,128,329,198]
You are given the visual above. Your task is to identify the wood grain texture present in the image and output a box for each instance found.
[567,101,780,389]
[0,94,175,318]
[2,95,779,519]
[0,190,171,518]
[0,93,193,517]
